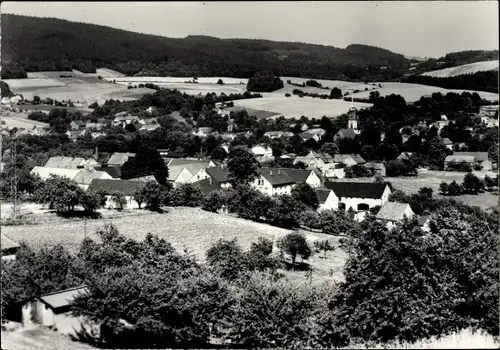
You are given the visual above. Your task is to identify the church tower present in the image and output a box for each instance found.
[348,96,359,132]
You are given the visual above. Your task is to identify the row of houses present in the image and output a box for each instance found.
[444,151,493,171]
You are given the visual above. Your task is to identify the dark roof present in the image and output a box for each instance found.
[417,215,430,226]
[258,168,296,186]
[87,179,145,196]
[299,132,317,140]
[316,189,332,204]
[324,181,388,199]
[94,166,121,178]
[336,128,356,139]
[193,178,222,195]
[278,168,313,183]
[206,166,230,183]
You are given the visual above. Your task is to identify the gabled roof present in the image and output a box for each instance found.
[206,166,230,183]
[44,156,86,169]
[303,128,326,135]
[454,152,489,162]
[299,132,318,140]
[316,189,332,204]
[1,233,20,251]
[440,137,453,145]
[193,178,222,195]
[258,168,296,186]
[107,152,135,166]
[417,215,430,226]
[94,166,121,179]
[336,128,356,139]
[376,202,413,221]
[324,181,388,199]
[73,170,112,185]
[445,155,476,163]
[88,179,145,196]
[168,166,194,182]
[30,166,81,181]
[333,154,365,164]
[277,168,313,183]
[38,286,88,310]
[397,152,414,160]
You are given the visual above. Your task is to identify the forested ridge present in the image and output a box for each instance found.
[2,14,409,80]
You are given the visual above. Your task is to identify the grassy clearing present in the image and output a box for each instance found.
[350,82,499,103]
[1,206,347,284]
[421,60,499,78]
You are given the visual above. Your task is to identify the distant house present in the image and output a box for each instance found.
[72,169,114,190]
[299,128,325,142]
[166,159,215,186]
[87,179,145,209]
[22,286,92,336]
[444,155,476,170]
[30,167,82,182]
[332,154,366,167]
[334,128,357,141]
[418,215,431,232]
[299,132,320,142]
[205,166,232,189]
[85,122,103,131]
[192,177,223,196]
[376,202,414,229]
[322,181,391,212]
[440,137,453,150]
[364,162,386,176]
[294,151,334,173]
[65,130,81,142]
[264,131,294,139]
[70,120,85,131]
[191,127,213,137]
[253,167,321,196]
[31,125,48,136]
[94,166,121,179]
[453,152,492,171]
[107,152,135,167]
[44,156,98,169]
[251,145,273,162]
[1,234,20,262]
[140,123,160,131]
[316,189,336,212]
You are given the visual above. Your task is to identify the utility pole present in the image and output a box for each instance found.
[10,134,19,220]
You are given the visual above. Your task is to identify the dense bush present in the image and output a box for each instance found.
[246,71,284,92]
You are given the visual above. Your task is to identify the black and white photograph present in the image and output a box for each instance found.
[0,1,499,349]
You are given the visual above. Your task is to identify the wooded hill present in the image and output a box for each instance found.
[2,14,410,81]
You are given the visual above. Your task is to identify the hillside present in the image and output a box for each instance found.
[412,50,499,74]
[421,60,499,77]
[1,14,409,81]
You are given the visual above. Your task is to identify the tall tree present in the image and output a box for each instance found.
[121,145,168,185]
[227,146,259,186]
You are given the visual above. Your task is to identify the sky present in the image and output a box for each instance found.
[2,1,499,58]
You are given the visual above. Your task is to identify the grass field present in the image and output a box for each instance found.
[421,60,499,78]
[350,82,499,103]
[1,206,347,284]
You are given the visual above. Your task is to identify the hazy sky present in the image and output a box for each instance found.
[2,1,498,58]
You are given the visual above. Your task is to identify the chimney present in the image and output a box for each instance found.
[269,170,273,176]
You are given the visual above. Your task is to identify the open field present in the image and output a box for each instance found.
[3,76,156,107]
[26,71,74,79]
[95,68,126,78]
[350,82,499,103]
[1,206,347,284]
[1,115,49,130]
[421,60,499,78]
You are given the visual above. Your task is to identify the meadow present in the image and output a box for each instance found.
[421,60,499,78]
[1,206,347,285]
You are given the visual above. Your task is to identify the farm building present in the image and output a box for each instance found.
[21,286,92,336]
[316,189,336,212]
[444,155,476,170]
[453,152,492,170]
[376,202,415,229]
[1,233,20,262]
[205,166,232,189]
[107,152,135,167]
[87,179,146,209]
[322,181,391,212]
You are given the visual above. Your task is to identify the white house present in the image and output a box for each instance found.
[87,179,145,209]
[1,234,20,262]
[252,168,322,197]
[316,189,337,212]
[323,181,391,212]
[453,152,492,171]
[167,159,215,185]
[22,286,93,336]
[375,202,414,229]
[294,151,334,173]
[251,145,273,162]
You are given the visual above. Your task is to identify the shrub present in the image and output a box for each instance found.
[202,190,228,213]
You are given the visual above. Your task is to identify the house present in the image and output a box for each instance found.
[251,145,273,162]
[1,233,20,262]
[192,177,223,195]
[22,286,92,336]
[264,131,294,139]
[418,215,431,232]
[30,167,82,182]
[294,151,334,173]
[191,127,213,137]
[107,152,135,167]
[334,128,356,141]
[453,152,492,171]
[31,125,48,136]
[316,189,336,212]
[364,162,386,176]
[87,179,145,209]
[275,167,322,188]
[166,159,214,185]
[444,155,476,170]
[85,122,103,131]
[332,154,366,167]
[44,157,91,169]
[253,168,296,196]
[65,130,80,142]
[323,181,391,212]
[397,152,414,161]
[299,132,320,142]
[70,120,85,131]
[299,128,326,142]
[440,137,453,150]
[73,169,113,190]
[375,202,414,229]
[205,166,232,189]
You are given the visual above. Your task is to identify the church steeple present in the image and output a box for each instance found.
[348,96,358,131]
